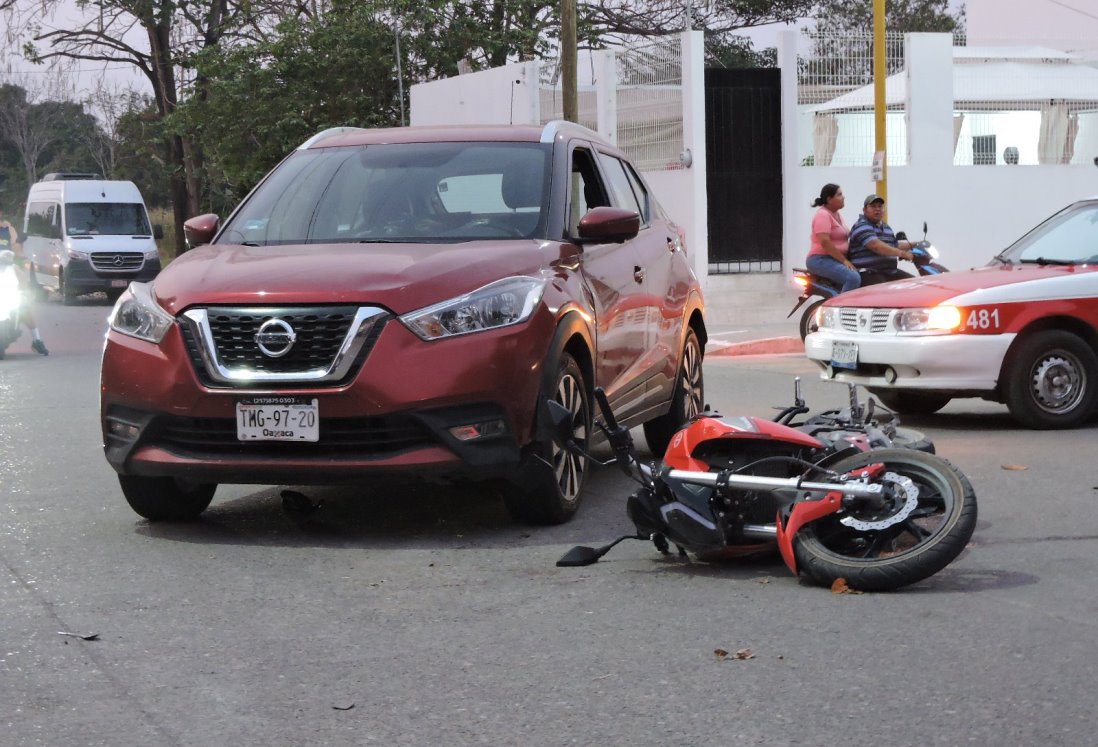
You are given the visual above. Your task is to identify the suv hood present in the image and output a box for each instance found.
[825,262,1097,308]
[152,241,552,316]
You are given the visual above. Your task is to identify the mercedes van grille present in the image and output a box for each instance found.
[91,252,145,271]
[180,305,390,386]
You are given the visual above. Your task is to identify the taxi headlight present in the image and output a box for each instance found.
[816,305,838,330]
[108,281,174,343]
[400,276,546,341]
[894,305,961,332]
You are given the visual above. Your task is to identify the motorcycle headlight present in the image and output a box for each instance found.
[894,305,961,333]
[108,281,175,343]
[816,305,838,330]
[923,243,939,260]
[0,271,21,319]
[400,276,546,341]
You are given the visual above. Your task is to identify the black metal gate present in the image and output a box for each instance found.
[705,68,783,273]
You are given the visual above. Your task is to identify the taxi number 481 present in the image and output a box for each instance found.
[965,308,1000,331]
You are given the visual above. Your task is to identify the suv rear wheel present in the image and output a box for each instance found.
[503,352,591,525]
[643,329,704,456]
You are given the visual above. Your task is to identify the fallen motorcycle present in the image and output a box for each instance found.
[554,380,977,591]
[788,222,948,340]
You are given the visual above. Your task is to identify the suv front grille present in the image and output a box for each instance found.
[181,305,390,387]
[91,252,145,271]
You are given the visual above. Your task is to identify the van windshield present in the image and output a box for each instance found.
[65,203,151,236]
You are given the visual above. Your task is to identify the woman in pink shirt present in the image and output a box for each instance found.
[806,183,860,293]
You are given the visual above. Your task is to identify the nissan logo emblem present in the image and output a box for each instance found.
[255,318,297,358]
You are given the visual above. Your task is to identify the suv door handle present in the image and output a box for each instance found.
[633,266,645,283]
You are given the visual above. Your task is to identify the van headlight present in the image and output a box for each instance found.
[400,276,546,340]
[68,248,90,260]
[145,249,161,261]
[894,305,961,332]
[108,282,175,343]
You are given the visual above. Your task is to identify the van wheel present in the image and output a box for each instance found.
[119,475,216,521]
[60,272,78,305]
[503,352,591,525]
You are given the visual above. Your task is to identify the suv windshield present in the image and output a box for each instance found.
[219,141,552,245]
[66,203,151,236]
[997,201,1098,265]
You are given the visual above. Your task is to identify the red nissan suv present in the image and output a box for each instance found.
[101,121,706,524]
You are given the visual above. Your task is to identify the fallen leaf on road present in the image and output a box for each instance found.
[714,648,729,659]
[830,578,863,595]
[1001,464,1028,471]
[714,648,754,660]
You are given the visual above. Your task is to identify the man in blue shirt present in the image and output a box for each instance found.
[847,194,916,284]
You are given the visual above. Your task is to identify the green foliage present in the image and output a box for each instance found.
[175,6,404,213]
[813,0,964,34]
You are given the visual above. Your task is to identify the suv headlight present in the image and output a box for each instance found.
[108,281,175,343]
[400,276,546,340]
[894,305,961,333]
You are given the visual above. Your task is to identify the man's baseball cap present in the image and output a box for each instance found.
[864,194,885,207]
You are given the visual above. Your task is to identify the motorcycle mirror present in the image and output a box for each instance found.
[545,399,576,448]
[793,377,805,408]
[556,534,645,567]
[922,221,928,238]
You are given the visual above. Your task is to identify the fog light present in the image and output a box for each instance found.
[107,420,141,441]
[884,366,898,383]
[448,419,507,442]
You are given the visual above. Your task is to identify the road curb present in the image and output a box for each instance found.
[707,336,804,357]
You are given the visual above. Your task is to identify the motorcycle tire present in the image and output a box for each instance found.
[799,298,825,341]
[793,448,976,591]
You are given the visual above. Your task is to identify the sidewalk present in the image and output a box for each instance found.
[703,317,804,357]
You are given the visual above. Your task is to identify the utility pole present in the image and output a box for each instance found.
[562,0,578,122]
[872,0,887,205]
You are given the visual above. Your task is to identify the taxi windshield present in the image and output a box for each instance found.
[997,201,1098,265]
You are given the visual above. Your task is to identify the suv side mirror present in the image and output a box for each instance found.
[183,213,219,248]
[576,207,640,244]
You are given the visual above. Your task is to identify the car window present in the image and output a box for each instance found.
[600,155,644,222]
[1000,201,1098,264]
[26,201,61,239]
[219,142,552,245]
[64,203,151,236]
[621,162,653,224]
[568,148,610,235]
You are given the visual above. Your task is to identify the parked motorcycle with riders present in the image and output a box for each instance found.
[552,379,977,592]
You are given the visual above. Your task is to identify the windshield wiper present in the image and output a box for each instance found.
[1021,257,1078,266]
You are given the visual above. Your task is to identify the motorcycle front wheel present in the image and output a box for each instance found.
[793,448,976,591]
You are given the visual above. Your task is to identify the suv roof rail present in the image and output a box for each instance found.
[540,120,606,145]
[297,127,370,150]
[42,172,102,181]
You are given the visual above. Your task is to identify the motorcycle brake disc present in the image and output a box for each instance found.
[839,473,919,531]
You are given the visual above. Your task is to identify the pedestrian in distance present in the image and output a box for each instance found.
[0,205,49,355]
[806,183,859,293]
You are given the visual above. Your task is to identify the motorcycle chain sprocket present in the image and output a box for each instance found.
[839,472,919,531]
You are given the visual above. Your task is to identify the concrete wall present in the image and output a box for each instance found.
[410,62,540,126]
[781,31,1098,280]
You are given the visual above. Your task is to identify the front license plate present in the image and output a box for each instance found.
[236,398,319,442]
[110,279,129,288]
[830,341,858,369]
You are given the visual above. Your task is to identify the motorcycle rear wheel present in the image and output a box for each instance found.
[793,448,976,591]
[799,298,825,341]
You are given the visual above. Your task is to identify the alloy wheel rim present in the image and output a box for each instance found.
[551,373,587,502]
[681,339,704,419]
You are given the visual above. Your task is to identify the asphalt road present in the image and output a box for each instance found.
[3,296,1097,746]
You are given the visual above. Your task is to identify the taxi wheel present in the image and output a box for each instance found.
[1004,330,1098,429]
[870,389,951,416]
[119,475,216,521]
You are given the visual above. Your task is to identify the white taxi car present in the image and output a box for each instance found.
[805,197,1098,429]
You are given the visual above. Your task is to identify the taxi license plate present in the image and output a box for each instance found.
[830,341,858,369]
[110,279,129,288]
[236,398,319,442]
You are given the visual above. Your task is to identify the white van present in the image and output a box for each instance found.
[23,175,163,304]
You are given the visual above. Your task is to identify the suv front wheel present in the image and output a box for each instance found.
[503,352,591,525]
[119,475,217,521]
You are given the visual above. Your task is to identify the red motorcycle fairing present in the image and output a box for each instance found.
[662,414,824,471]
[775,462,886,575]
